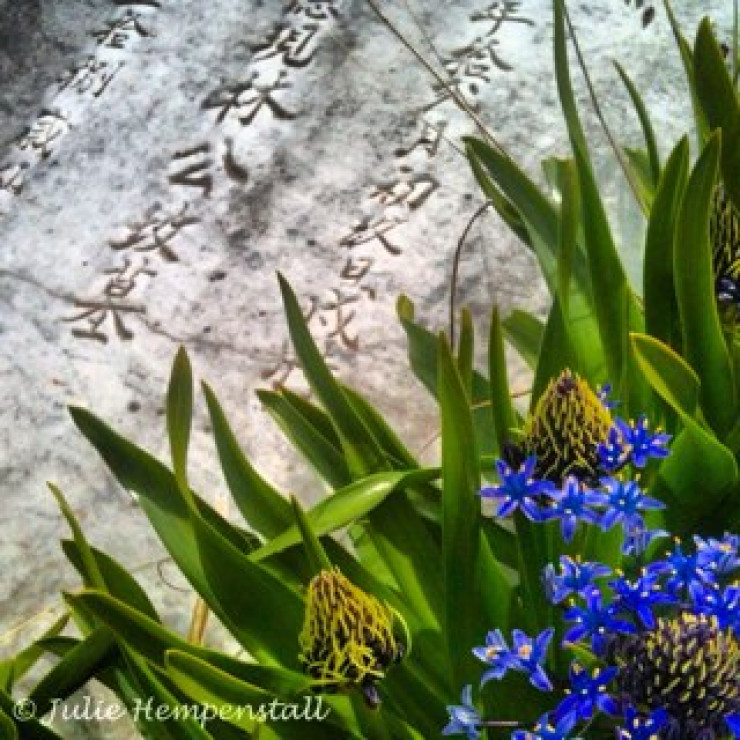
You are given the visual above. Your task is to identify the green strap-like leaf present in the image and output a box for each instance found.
[614,62,661,187]
[630,333,700,421]
[643,137,690,348]
[257,388,352,489]
[0,688,61,739]
[167,347,195,507]
[674,133,737,436]
[502,310,544,371]
[488,307,517,455]
[202,382,293,538]
[251,469,439,562]
[694,18,740,211]
[290,496,332,575]
[29,626,117,718]
[278,273,387,477]
[438,334,481,690]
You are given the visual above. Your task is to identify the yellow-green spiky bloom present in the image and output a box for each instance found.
[299,568,404,707]
[617,613,740,738]
[521,369,613,486]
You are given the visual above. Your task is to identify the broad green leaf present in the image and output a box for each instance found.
[622,147,657,208]
[694,18,740,211]
[29,626,117,718]
[2,615,68,691]
[339,384,418,469]
[488,307,517,455]
[251,468,440,562]
[278,273,387,477]
[438,335,480,689]
[502,310,544,370]
[257,388,351,489]
[191,509,305,667]
[70,590,312,696]
[62,540,158,622]
[556,158,580,317]
[651,419,738,537]
[167,347,194,506]
[202,382,292,538]
[49,484,105,591]
[615,62,661,186]
[663,0,708,145]
[290,496,332,574]
[674,133,737,436]
[630,333,700,420]
[643,137,690,348]
[553,0,636,384]
[531,298,576,406]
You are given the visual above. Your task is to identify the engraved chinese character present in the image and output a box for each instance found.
[394,120,447,158]
[470,1,533,32]
[91,10,153,48]
[252,22,320,67]
[58,57,123,97]
[15,112,69,159]
[64,300,144,342]
[318,288,360,351]
[202,70,297,126]
[102,256,156,299]
[370,171,438,211]
[168,143,213,198]
[108,204,199,261]
[340,257,373,285]
[285,0,339,22]
[0,163,29,194]
[453,34,512,73]
[339,215,404,256]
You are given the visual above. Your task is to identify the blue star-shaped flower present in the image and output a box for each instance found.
[442,685,481,740]
[542,477,606,543]
[597,382,620,410]
[647,541,716,601]
[508,628,554,692]
[694,533,740,575]
[472,629,519,685]
[694,584,740,631]
[609,571,676,629]
[543,556,611,604]
[613,416,670,468]
[563,585,636,656]
[554,663,618,723]
[480,456,556,522]
[512,711,580,740]
[597,426,628,472]
[599,477,665,532]
[726,712,740,738]
[616,706,669,739]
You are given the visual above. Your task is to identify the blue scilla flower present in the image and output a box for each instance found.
[597,426,628,473]
[508,628,555,692]
[695,584,740,632]
[472,629,519,685]
[597,382,620,410]
[480,456,556,522]
[443,685,481,739]
[726,713,740,737]
[695,533,740,575]
[646,540,717,601]
[599,477,665,533]
[613,416,671,468]
[542,476,606,543]
[609,571,676,629]
[616,706,668,739]
[512,712,580,740]
[554,663,619,723]
[543,556,611,604]
[564,585,636,656]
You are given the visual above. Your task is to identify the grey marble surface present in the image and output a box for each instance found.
[0,0,731,736]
